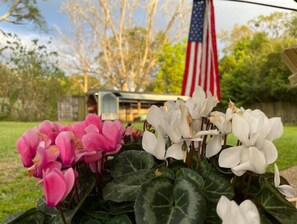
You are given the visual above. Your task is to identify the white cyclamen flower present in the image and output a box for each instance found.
[274,164,297,198]
[219,109,282,176]
[185,85,218,132]
[216,195,260,224]
[143,100,197,160]
[206,106,234,158]
[142,89,219,161]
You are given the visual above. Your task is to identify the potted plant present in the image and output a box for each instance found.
[3,86,297,224]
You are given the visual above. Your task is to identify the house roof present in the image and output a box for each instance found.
[87,89,189,102]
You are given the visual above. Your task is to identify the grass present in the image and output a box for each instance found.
[0,122,43,222]
[0,121,297,222]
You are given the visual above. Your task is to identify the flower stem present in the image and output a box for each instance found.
[223,135,227,146]
[58,204,67,224]
[186,142,194,168]
[244,172,253,200]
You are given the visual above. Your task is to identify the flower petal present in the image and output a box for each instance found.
[43,169,66,207]
[267,117,283,141]
[219,146,243,168]
[166,143,183,160]
[85,114,103,132]
[62,168,75,200]
[147,105,165,129]
[206,135,222,158]
[232,113,250,146]
[239,200,260,224]
[248,147,266,174]
[142,131,157,156]
[82,132,106,151]
[232,147,266,175]
[278,185,297,198]
[142,131,165,160]
[216,195,231,219]
[274,163,280,187]
[55,131,76,166]
[261,140,278,165]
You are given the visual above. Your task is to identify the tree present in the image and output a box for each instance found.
[147,40,186,94]
[56,13,100,93]
[67,74,101,96]
[219,12,297,107]
[0,0,46,30]
[0,32,68,121]
[62,0,190,92]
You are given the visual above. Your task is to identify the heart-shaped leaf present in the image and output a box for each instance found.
[154,167,175,180]
[110,214,132,224]
[176,168,204,189]
[202,168,234,203]
[103,170,155,202]
[3,208,44,224]
[135,177,206,224]
[256,178,297,224]
[111,150,155,178]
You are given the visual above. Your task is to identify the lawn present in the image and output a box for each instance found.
[0,121,297,222]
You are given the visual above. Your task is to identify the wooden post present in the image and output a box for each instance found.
[137,101,141,118]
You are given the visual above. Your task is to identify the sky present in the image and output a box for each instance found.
[0,0,297,59]
[1,0,297,36]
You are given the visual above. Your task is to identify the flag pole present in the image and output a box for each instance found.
[219,0,297,12]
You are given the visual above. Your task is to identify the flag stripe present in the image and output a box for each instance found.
[181,0,220,99]
[210,0,220,99]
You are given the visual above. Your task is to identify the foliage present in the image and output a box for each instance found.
[66,74,101,96]
[2,86,297,224]
[0,32,68,121]
[147,40,186,94]
[0,0,46,30]
[62,0,190,91]
[96,27,164,91]
[0,122,43,222]
[219,12,297,107]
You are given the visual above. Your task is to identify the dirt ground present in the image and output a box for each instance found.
[281,166,297,193]
[280,166,297,208]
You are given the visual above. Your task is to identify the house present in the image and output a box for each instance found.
[86,89,189,122]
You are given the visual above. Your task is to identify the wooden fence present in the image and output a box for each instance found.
[252,102,297,124]
[57,96,86,121]
[57,96,297,124]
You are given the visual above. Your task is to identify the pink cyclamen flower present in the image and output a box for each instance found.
[38,120,63,144]
[85,114,103,133]
[28,141,61,178]
[101,120,125,152]
[125,126,143,142]
[82,120,125,153]
[55,131,77,167]
[17,127,41,167]
[43,168,75,207]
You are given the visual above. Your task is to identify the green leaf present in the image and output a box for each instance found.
[64,177,97,223]
[135,177,207,224]
[82,211,111,221]
[110,214,132,224]
[3,208,44,224]
[103,170,155,202]
[76,216,103,224]
[108,202,135,215]
[176,168,204,189]
[256,178,297,224]
[202,168,234,203]
[36,197,61,224]
[154,167,175,180]
[1,211,24,224]
[111,150,155,178]
[205,203,221,224]
[120,142,143,151]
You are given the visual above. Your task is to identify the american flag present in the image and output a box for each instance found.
[181,0,220,99]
